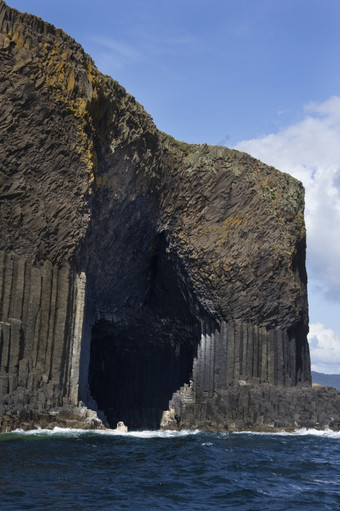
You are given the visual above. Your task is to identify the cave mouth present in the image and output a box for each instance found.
[88,320,199,430]
[87,231,202,430]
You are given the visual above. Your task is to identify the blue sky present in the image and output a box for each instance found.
[7,0,340,373]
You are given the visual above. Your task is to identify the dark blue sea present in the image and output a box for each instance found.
[0,428,339,510]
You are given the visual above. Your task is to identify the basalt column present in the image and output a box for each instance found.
[193,320,311,392]
[0,251,86,411]
[160,322,311,431]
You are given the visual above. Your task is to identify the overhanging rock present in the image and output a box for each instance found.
[1,0,339,432]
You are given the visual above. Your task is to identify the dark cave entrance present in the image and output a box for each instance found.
[87,231,201,430]
[88,322,198,430]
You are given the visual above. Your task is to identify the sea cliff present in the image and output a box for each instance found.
[1,0,340,432]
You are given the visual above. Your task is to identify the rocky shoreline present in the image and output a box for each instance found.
[160,382,340,432]
[0,404,106,433]
[1,382,340,434]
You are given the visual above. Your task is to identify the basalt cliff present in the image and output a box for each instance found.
[1,1,340,432]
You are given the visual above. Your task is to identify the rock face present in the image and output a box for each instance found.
[0,1,339,432]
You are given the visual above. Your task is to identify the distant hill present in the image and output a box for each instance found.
[312,371,340,390]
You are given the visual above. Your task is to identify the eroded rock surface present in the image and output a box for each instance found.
[161,382,340,432]
[1,0,339,432]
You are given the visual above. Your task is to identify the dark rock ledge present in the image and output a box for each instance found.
[1,0,340,433]
[161,382,340,432]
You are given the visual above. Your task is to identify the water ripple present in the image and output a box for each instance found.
[1,429,340,510]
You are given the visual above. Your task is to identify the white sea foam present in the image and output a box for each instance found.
[8,427,201,439]
[290,427,340,438]
[7,426,340,439]
[11,427,92,437]
[119,429,201,438]
[88,428,201,438]
[232,428,340,439]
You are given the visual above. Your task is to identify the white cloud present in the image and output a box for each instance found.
[91,37,142,60]
[89,31,196,73]
[235,96,340,304]
[88,37,143,71]
[308,323,340,374]
[235,97,340,373]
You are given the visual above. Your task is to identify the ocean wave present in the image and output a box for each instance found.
[290,427,340,438]
[6,427,202,439]
[5,426,340,440]
[232,428,340,439]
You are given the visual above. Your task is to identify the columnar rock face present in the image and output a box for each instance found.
[1,1,338,432]
[193,319,310,392]
[0,251,87,408]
